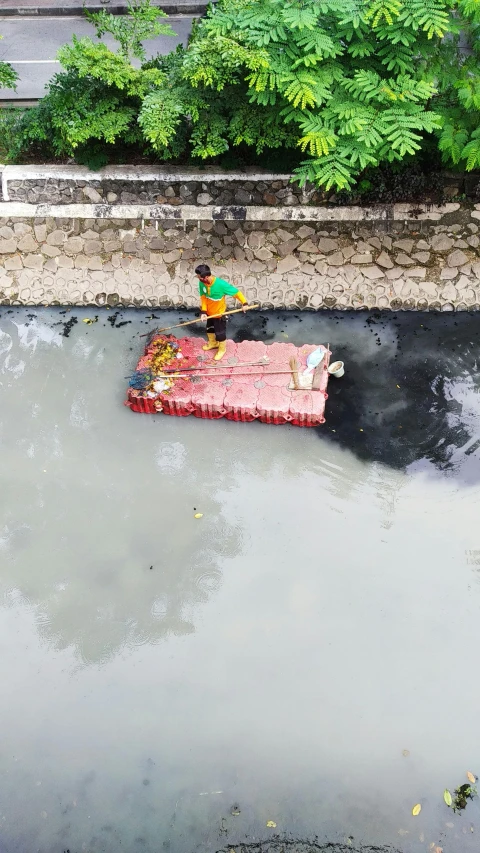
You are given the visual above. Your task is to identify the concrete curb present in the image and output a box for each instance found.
[0,201,462,222]
[0,0,208,14]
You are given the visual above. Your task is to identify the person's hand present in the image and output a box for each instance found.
[200,313,207,322]
[242,303,248,313]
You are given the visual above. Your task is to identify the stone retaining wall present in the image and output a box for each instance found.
[2,202,480,310]
[2,164,479,207]
[2,166,311,207]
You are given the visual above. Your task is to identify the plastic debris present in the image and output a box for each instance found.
[303,346,325,375]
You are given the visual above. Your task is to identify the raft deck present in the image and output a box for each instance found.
[125,335,331,427]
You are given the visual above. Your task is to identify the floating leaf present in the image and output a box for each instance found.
[266,821,277,828]
[444,789,452,807]
[402,749,410,757]
[467,771,476,784]
[194,513,203,519]
[412,804,421,816]
[83,318,93,324]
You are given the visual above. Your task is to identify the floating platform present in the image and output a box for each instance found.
[125,334,331,427]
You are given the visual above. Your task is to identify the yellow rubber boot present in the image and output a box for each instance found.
[203,332,218,351]
[214,340,227,361]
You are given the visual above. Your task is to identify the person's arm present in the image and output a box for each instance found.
[223,281,248,306]
[234,290,248,306]
[199,283,207,320]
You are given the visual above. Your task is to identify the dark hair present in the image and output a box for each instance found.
[195,264,211,278]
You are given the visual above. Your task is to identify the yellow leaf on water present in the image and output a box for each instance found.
[412,804,421,816]
[194,513,203,519]
[444,789,452,807]
[266,821,277,828]
[467,771,476,784]
[83,318,93,324]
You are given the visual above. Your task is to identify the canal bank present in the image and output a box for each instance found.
[1,165,480,311]
[1,306,479,853]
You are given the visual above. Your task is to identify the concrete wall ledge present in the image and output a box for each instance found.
[0,202,462,222]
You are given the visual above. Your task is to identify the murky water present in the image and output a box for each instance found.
[1,306,480,853]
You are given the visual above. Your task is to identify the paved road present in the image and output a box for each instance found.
[0,14,195,100]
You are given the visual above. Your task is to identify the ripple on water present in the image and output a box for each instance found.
[193,569,222,597]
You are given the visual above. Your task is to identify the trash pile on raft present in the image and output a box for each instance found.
[128,336,182,397]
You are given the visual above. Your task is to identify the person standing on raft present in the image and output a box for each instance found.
[195,264,248,361]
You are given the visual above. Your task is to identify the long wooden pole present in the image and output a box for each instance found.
[140,304,259,336]
[162,357,269,374]
[155,368,305,379]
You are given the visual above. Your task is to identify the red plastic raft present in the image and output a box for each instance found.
[125,335,330,427]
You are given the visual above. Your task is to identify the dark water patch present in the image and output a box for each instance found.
[234,314,275,343]
[313,311,480,479]
[217,842,401,853]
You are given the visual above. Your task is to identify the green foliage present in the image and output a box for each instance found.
[12,0,172,164]
[171,0,480,188]
[7,0,480,187]
[0,35,18,91]
[0,108,24,163]
[85,0,174,62]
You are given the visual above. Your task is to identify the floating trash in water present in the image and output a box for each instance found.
[452,782,477,812]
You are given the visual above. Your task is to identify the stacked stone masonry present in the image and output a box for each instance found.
[3,208,480,310]
[2,167,311,207]
[2,165,479,207]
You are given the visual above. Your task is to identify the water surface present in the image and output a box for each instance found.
[1,307,479,853]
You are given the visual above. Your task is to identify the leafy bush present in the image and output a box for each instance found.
[12,0,174,166]
[0,35,18,93]
[173,0,480,189]
[6,0,480,190]
[0,108,24,163]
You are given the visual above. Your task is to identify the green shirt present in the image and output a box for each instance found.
[199,277,244,315]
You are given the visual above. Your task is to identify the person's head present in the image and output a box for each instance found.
[195,264,212,283]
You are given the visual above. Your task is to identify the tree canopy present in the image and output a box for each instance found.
[4,0,480,188]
